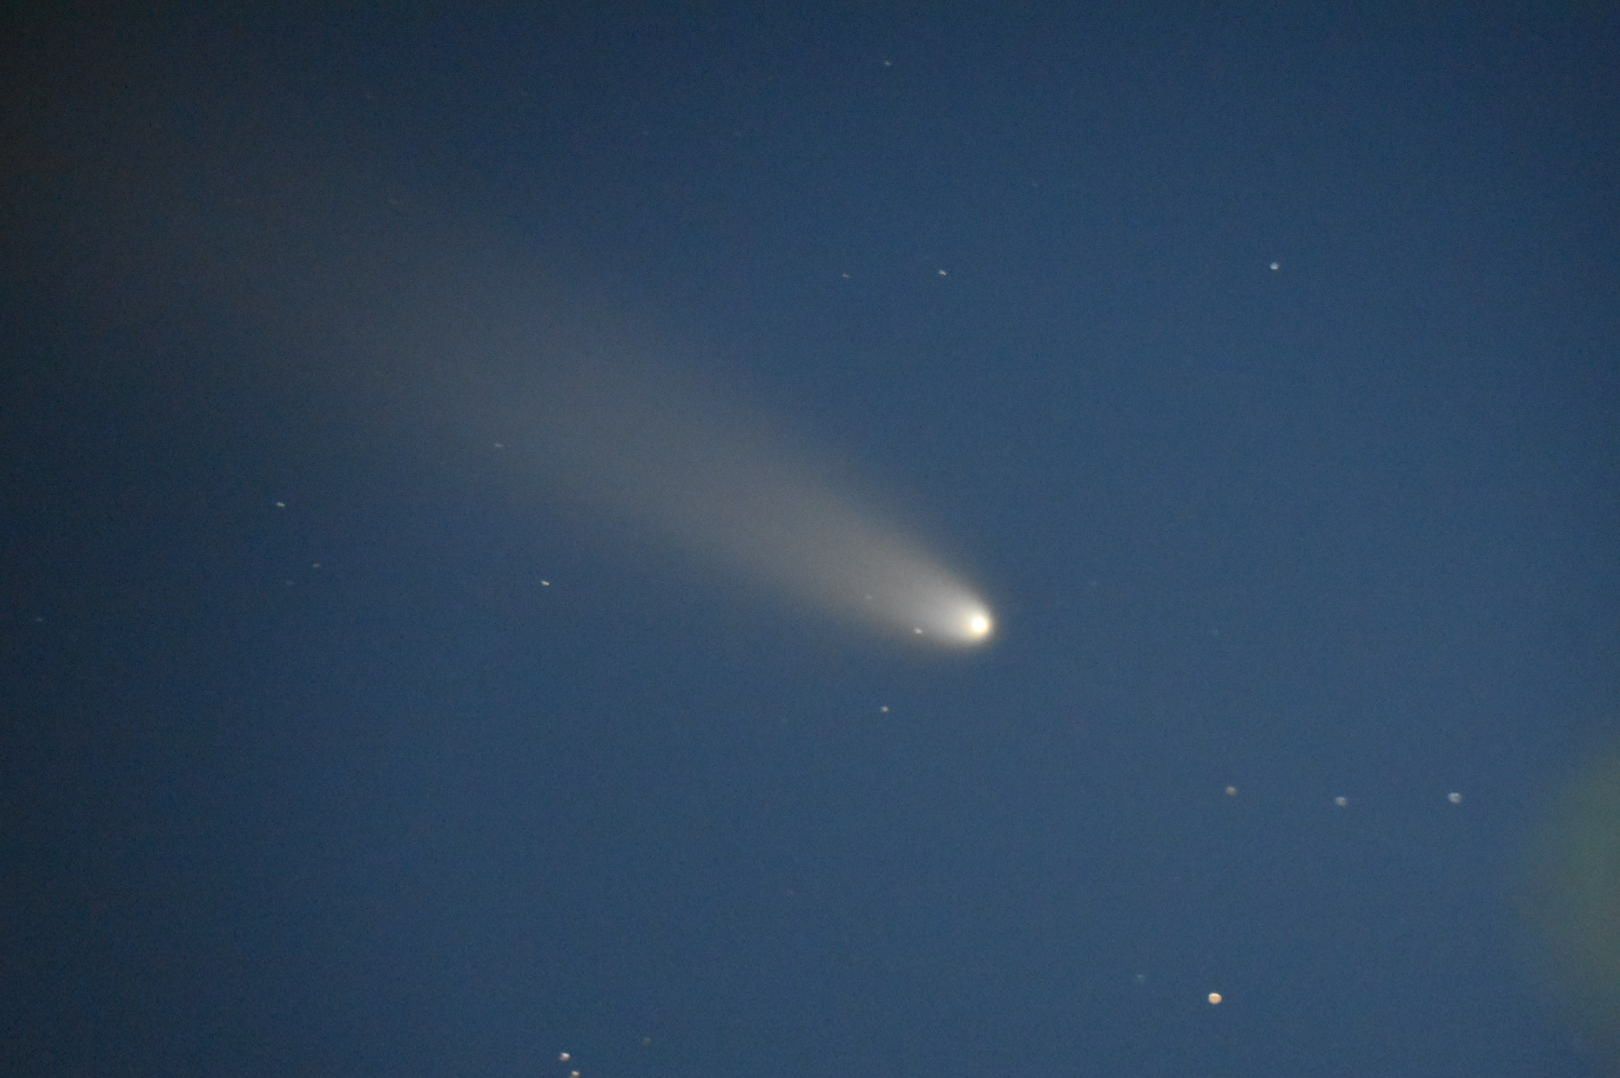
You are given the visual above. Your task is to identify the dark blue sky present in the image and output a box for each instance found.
[4,6,1618,1076]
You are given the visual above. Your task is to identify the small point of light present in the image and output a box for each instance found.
[1447,791,1463,804]
[1333,795,1349,808]
[1224,785,1238,797]
[1207,992,1224,1005]
[966,610,993,640]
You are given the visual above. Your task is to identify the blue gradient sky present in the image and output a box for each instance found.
[4,6,1618,1076]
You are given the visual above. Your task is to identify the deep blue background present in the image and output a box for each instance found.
[4,6,1617,1075]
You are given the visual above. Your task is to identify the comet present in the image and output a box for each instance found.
[0,28,992,652]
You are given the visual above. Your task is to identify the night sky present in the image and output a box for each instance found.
[4,6,1618,1076]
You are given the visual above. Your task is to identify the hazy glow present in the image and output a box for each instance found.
[492,354,993,647]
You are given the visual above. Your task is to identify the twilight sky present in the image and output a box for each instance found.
[4,6,1618,1076]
